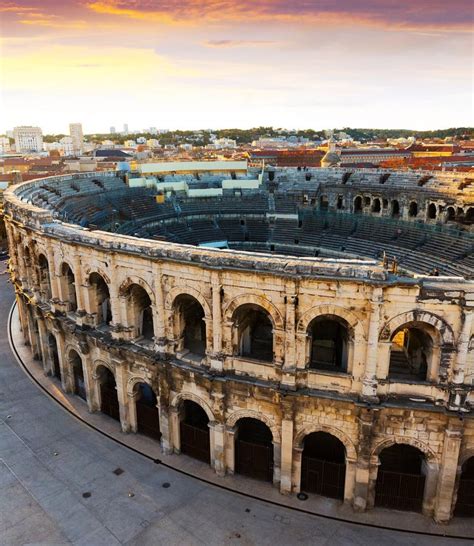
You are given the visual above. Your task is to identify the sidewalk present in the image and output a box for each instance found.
[9,303,474,540]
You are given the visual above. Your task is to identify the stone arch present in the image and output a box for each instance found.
[84,267,111,286]
[224,293,284,330]
[296,304,365,342]
[226,409,281,443]
[91,359,115,380]
[118,275,155,304]
[459,448,474,467]
[126,373,153,397]
[379,310,454,345]
[371,436,439,466]
[294,424,357,461]
[170,392,215,422]
[166,285,212,318]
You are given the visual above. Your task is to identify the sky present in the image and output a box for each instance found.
[0,0,473,134]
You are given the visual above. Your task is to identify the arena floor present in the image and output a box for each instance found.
[0,268,472,545]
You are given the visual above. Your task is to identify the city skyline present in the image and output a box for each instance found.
[1,0,473,133]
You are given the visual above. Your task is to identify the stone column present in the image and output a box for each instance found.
[433,419,463,523]
[128,391,138,433]
[353,407,376,511]
[45,243,59,301]
[210,275,224,371]
[55,331,71,392]
[273,440,282,486]
[225,426,236,474]
[209,421,226,476]
[292,447,303,493]
[453,310,473,385]
[158,406,173,455]
[82,355,98,412]
[422,461,439,517]
[279,415,294,494]
[282,289,297,389]
[361,287,383,401]
[114,363,131,432]
[169,406,181,453]
[72,254,85,314]
[154,273,167,353]
[36,317,49,373]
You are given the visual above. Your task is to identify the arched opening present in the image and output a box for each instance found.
[308,315,349,372]
[301,432,346,500]
[427,203,437,220]
[48,334,61,380]
[408,201,418,217]
[179,400,210,463]
[446,206,456,222]
[37,254,51,299]
[89,273,112,326]
[98,366,120,421]
[375,444,427,512]
[455,457,474,517]
[61,263,77,312]
[126,284,154,340]
[388,324,435,381]
[70,350,86,401]
[235,418,273,482]
[174,294,206,355]
[371,198,381,213]
[465,207,474,224]
[354,196,363,213]
[336,196,343,210]
[135,383,160,440]
[233,304,273,362]
[391,200,400,217]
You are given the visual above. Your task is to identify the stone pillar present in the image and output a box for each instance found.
[159,406,173,455]
[55,332,71,392]
[422,461,439,517]
[272,440,282,486]
[72,254,85,313]
[209,275,224,371]
[292,447,303,493]
[344,458,357,503]
[82,356,98,412]
[169,405,181,453]
[453,310,473,385]
[114,364,131,432]
[353,407,376,511]
[128,391,138,433]
[362,287,383,401]
[36,317,49,373]
[225,426,236,474]
[154,274,167,353]
[433,420,463,523]
[282,289,297,389]
[279,416,294,494]
[209,421,226,476]
[45,243,59,301]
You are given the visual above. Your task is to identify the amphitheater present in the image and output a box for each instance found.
[3,163,474,524]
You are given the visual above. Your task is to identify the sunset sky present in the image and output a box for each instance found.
[0,1,472,134]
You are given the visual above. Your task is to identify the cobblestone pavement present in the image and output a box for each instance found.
[0,265,470,545]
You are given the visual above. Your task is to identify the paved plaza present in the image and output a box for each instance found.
[0,265,472,545]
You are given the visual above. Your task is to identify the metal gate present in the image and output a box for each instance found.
[236,440,273,482]
[180,422,210,463]
[454,478,474,517]
[100,384,120,421]
[301,456,345,499]
[375,470,425,512]
[136,401,161,440]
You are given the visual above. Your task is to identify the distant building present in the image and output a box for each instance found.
[110,126,116,134]
[0,137,11,154]
[123,123,129,135]
[60,136,74,156]
[13,126,43,153]
[69,123,83,154]
[213,138,237,149]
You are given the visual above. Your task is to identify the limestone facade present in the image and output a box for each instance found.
[3,172,474,523]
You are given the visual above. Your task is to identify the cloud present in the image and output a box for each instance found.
[84,0,473,31]
[204,39,277,48]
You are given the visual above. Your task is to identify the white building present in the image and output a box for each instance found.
[0,137,11,154]
[13,126,43,153]
[213,138,237,149]
[110,126,116,134]
[60,136,74,156]
[69,123,83,154]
